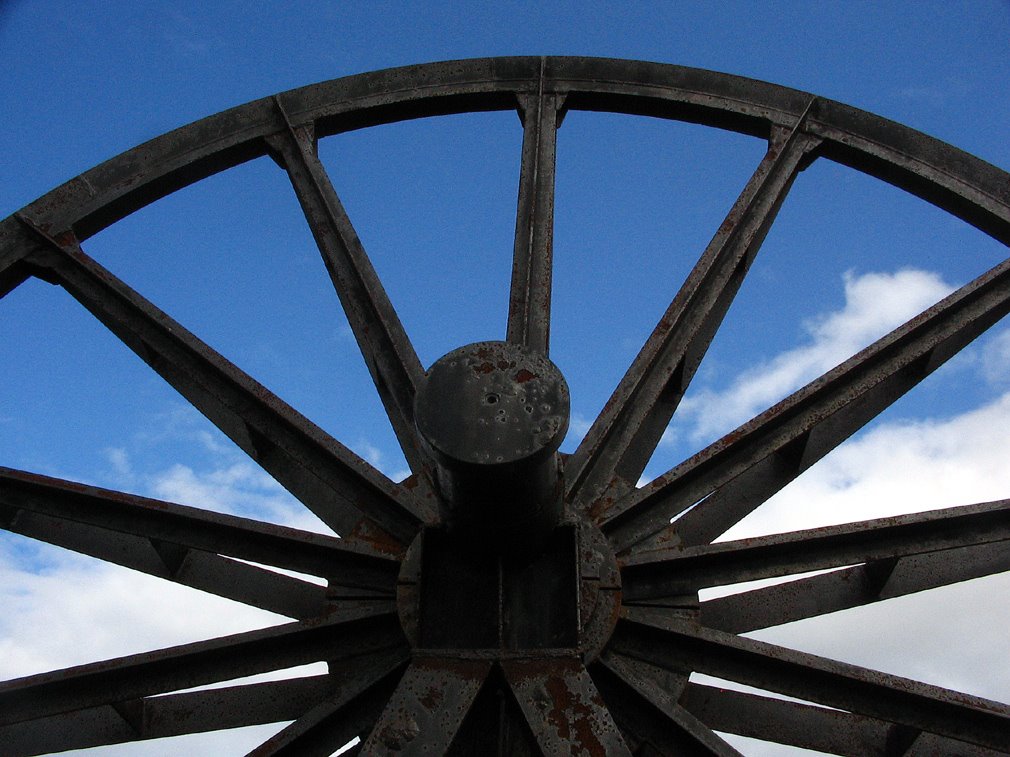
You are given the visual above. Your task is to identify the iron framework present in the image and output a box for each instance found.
[2,57,1010,754]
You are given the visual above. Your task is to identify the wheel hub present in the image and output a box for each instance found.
[401,341,621,661]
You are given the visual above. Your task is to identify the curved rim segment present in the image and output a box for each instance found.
[2,56,1009,261]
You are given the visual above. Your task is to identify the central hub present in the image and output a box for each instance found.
[415,341,570,552]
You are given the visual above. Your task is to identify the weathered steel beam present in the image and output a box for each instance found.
[266,102,430,479]
[358,659,490,754]
[16,218,429,545]
[507,67,562,357]
[681,683,994,756]
[622,498,1010,600]
[247,653,406,757]
[612,612,1010,751]
[568,109,821,510]
[0,505,329,618]
[503,658,631,755]
[702,539,1010,633]
[601,251,1010,553]
[0,468,400,591]
[0,677,334,756]
[0,604,402,727]
[595,652,741,755]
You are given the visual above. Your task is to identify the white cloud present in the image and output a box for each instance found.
[675,269,954,446]
[722,390,1010,540]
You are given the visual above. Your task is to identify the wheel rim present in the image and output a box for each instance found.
[2,56,1009,754]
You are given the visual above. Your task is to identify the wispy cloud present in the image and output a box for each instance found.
[674,269,955,447]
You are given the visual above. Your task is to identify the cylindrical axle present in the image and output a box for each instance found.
[414,341,570,553]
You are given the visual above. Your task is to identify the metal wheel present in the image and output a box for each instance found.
[2,57,1010,755]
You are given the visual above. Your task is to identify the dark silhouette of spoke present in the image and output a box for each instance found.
[266,100,429,477]
[1,676,334,756]
[594,652,741,755]
[0,217,34,297]
[0,604,403,728]
[506,72,562,356]
[359,659,490,754]
[601,253,1010,553]
[1,468,400,593]
[0,500,328,619]
[680,683,993,756]
[248,651,406,757]
[702,539,1010,633]
[502,658,631,755]
[567,110,821,509]
[15,216,430,545]
[622,498,1010,601]
[613,612,1010,751]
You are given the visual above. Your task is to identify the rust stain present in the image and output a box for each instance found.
[347,519,406,557]
[419,684,443,710]
[514,368,537,383]
[473,361,496,375]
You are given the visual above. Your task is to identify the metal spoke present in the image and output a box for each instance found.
[622,498,1010,601]
[680,682,994,757]
[612,613,1010,751]
[0,504,328,619]
[359,658,490,754]
[1,467,400,591]
[265,100,429,476]
[702,539,1010,633]
[0,676,334,756]
[506,67,562,356]
[502,658,631,755]
[601,252,1010,553]
[15,215,430,545]
[567,110,821,508]
[0,217,33,297]
[595,652,742,755]
[0,604,403,727]
[247,651,406,757]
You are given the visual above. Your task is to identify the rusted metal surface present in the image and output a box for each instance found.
[503,658,630,755]
[507,67,562,356]
[622,498,1010,600]
[266,98,430,479]
[613,611,1010,751]
[3,57,1010,754]
[359,658,491,753]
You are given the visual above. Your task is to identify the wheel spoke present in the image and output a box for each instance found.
[247,651,406,757]
[600,252,1010,552]
[506,73,562,356]
[702,539,1010,633]
[359,658,490,754]
[2,467,400,592]
[15,215,431,544]
[0,503,328,619]
[567,110,821,508]
[265,101,428,476]
[502,658,631,755]
[622,498,1010,600]
[680,682,993,756]
[0,603,402,727]
[0,676,334,756]
[0,217,33,297]
[594,652,742,755]
[613,613,1010,751]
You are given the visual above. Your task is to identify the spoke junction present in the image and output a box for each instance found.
[14,214,429,547]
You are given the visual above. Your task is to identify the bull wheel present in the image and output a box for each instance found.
[2,57,1009,755]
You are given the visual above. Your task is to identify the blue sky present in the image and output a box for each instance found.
[3,2,1010,755]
